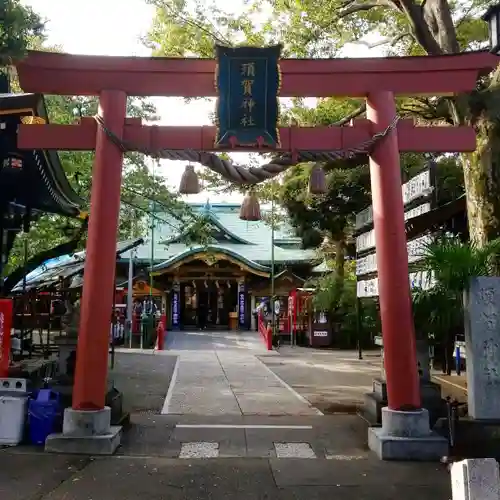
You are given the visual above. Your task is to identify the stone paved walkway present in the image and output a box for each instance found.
[163,349,321,416]
[166,329,267,352]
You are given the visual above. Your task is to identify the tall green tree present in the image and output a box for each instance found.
[0,0,43,67]
[144,0,497,248]
[4,35,205,282]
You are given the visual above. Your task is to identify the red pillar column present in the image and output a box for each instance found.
[73,90,127,410]
[366,91,420,410]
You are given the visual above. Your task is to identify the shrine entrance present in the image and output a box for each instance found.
[181,280,235,330]
[14,48,497,457]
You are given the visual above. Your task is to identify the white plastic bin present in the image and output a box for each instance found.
[0,378,29,446]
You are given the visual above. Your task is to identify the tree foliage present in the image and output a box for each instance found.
[144,0,499,250]
[412,235,500,370]
[3,16,205,280]
[0,0,44,66]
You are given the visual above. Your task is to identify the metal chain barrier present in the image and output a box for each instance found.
[94,115,400,185]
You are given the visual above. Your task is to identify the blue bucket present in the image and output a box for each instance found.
[28,389,62,445]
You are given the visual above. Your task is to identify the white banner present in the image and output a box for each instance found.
[356,234,433,277]
[356,229,376,253]
[357,278,379,298]
[356,253,377,276]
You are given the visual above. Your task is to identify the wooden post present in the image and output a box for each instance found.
[366,91,420,410]
[72,90,127,410]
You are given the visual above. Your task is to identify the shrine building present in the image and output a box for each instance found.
[117,201,323,331]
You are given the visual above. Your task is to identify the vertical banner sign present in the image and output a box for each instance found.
[172,284,180,329]
[0,299,13,377]
[215,44,282,148]
[238,283,246,327]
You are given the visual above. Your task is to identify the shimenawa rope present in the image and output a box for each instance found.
[94,115,399,185]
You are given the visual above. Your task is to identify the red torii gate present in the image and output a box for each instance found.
[15,50,497,456]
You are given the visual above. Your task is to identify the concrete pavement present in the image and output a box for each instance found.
[119,413,369,459]
[0,450,452,499]
[0,336,455,498]
[108,351,178,414]
[258,347,381,413]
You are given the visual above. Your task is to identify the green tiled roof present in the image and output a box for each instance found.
[312,261,334,273]
[152,245,271,273]
[119,202,317,267]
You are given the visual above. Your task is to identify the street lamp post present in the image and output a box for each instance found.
[271,192,276,342]
[126,248,134,348]
[150,161,156,300]
[145,173,156,350]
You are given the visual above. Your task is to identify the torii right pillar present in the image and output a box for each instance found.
[366,91,448,460]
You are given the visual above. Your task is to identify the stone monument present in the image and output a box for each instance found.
[363,336,444,426]
[48,274,127,438]
[451,458,500,500]
[434,277,500,458]
[54,295,80,381]
[464,277,500,420]
[362,335,387,423]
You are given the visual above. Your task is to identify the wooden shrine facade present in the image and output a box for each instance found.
[126,249,310,332]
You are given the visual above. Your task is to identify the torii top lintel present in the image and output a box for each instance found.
[16,50,498,98]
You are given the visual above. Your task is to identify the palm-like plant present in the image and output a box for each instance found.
[419,237,500,296]
[413,236,500,374]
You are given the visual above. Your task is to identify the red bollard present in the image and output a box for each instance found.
[156,313,167,351]
[266,326,272,351]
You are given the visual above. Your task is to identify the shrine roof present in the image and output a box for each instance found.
[119,202,317,267]
[0,93,83,217]
[12,238,143,292]
[311,261,334,274]
[152,245,272,277]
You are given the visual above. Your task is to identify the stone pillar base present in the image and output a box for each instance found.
[368,407,448,461]
[362,379,446,427]
[362,378,387,424]
[45,406,121,455]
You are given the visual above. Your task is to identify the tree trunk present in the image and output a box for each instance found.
[330,238,346,313]
[334,239,345,291]
[461,125,500,246]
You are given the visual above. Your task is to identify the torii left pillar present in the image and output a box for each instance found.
[45,90,127,455]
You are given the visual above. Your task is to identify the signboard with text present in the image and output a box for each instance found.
[238,283,246,327]
[355,170,433,231]
[0,299,13,377]
[355,166,436,298]
[356,271,435,298]
[309,311,331,347]
[171,285,180,329]
[215,44,282,148]
[356,234,433,276]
